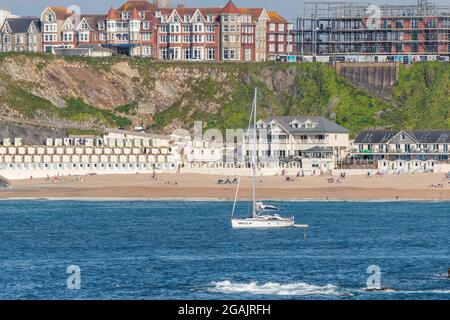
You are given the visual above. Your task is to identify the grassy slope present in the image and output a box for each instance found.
[389,62,450,130]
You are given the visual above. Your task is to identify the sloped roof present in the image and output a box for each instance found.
[239,8,264,20]
[118,0,156,12]
[268,11,287,23]
[130,8,141,19]
[81,15,106,29]
[354,130,450,144]
[3,18,41,33]
[303,146,333,153]
[221,0,240,14]
[106,6,119,20]
[263,116,349,133]
[48,6,73,20]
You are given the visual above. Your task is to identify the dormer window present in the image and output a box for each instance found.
[303,120,316,128]
[80,21,89,30]
[139,12,145,19]
[122,12,130,20]
[290,120,301,129]
[155,10,161,18]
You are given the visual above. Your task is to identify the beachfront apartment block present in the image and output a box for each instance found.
[351,130,450,173]
[0,133,177,180]
[0,1,293,62]
[244,116,350,172]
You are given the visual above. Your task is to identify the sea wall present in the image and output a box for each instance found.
[335,62,398,99]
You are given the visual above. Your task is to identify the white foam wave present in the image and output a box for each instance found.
[208,280,340,296]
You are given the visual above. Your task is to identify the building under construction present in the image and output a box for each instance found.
[296,0,450,63]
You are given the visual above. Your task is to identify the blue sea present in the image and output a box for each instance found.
[0,200,449,300]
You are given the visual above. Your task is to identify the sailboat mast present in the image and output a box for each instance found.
[252,88,257,218]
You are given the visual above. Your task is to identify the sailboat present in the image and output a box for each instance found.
[231,88,296,229]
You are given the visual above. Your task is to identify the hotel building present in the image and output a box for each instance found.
[0,1,293,62]
[244,116,350,172]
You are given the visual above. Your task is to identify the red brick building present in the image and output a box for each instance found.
[35,0,292,61]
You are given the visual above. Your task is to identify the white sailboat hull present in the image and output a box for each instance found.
[231,217,295,229]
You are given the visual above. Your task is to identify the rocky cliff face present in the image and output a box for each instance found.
[0,53,448,137]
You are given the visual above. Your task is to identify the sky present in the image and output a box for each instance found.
[0,0,447,22]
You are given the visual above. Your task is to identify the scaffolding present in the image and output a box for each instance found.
[302,1,450,18]
[297,0,450,62]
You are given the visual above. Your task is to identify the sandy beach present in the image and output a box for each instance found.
[0,172,449,201]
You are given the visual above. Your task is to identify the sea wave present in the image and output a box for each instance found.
[208,280,340,296]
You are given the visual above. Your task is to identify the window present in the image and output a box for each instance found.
[80,21,89,30]
[46,13,55,22]
[206,48,215,60]
[229,48,237,60]
[223,48,229,60]
[170,24,180,33]
[160,48,169,60]
[143,21,150,30]
[192,47,202,60]
[63,32,73,42]
[183,48,192,60]
[44,24,57,32]
[79,33,89,42]
[142,46,152,56]
[269,23,276,31]
[142,33,151,41]
[193,24,203,33]
[244,48,252,61]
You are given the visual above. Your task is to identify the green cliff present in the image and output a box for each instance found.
[0,53,448,138]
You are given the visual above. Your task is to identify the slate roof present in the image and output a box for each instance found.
[354,130,450,144]
[3,18,40,33]
[303,146,333,153]
[263,116,349,133]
